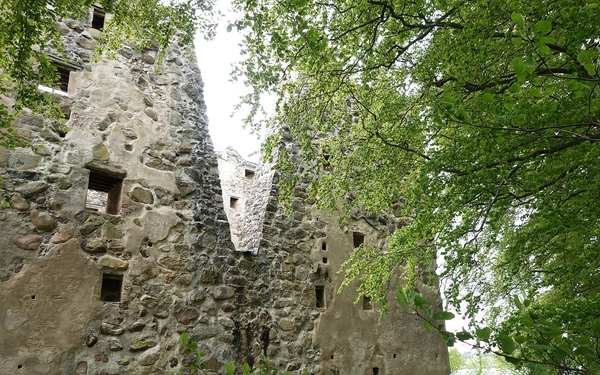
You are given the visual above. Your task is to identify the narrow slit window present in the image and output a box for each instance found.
[321,241,327,251]
[315,285,325,308]
[100,273,123,302]
[230,196,239,209]
[372,368,380,375]
[362,296,373,310]
[244,169,255,178]
[91,7,106,30]
[86,168,124,215]
[352,232,365,248]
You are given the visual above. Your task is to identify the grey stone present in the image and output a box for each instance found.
[84,238,107,253]
[138,345,160,366]
[128,321,146,332]
[98,255,128,270]
[129,337,157,352]
[10,194,29,211]
[8,151,42,170]
[211,286,235,300]
[144,108,158,121]
[51,224,75,243]
[100,322,124,336]
[279,318,295,331]
[30,210,57,232]
[108,338,123,351]
[175,307,199,325]
[76,35,97,50]
[15,181,48,197]
[129,187,153,204]
[141,52,156,64]
[14,234,43,251]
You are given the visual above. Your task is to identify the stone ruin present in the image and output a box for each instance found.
[0,6,450,375]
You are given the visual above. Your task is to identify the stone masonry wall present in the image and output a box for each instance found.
[217,137,451,374]
[0,10,256,375]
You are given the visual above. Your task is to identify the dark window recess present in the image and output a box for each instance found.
[230,196,239,209]
[321,241,327,251]
[54,64,72,92]
[353,231,365,248]
[91,7,106,30]
[315,285,325,308]
[86,169,123,215]
[393,353,397,359]
[362,296,373,310]
[372,368,380,375]
[100,273,123,302]
[244,169,255,178]
[322,257,328,264]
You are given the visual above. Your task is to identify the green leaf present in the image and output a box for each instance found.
[456,331,473,341]
[533,20,552,35]
[413,292,428,308]
[433,311,455,320]
[511,12,525,26]
[475,327,491,341]
[224,362,236,375]
[497,333,516,354]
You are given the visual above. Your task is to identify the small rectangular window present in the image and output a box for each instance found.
[372,368,380,375]
[362,296,373,310]
[321,241,327,251]
[352,232,365,248]
[56,65,71,92]
[244,169,255,178]
[86,168,124,215]
[230,196,239,209]
[101,273,123,302]
[322,257,328,264]
[92,7,106,30]
[315,285,325,308]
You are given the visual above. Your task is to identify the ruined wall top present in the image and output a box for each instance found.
[216,147,274,254]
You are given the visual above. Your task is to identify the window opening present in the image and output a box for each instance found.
[321,241,327,251]
[315,285,325,308]
[373,368,380,375]
[322,257,328,264]
[244,169,255,178]
[362,296,373,310]
[100,273,123,302]
[92,7,106,30]
[353,231,365,248]
[86,168,124,215]
[230,196,239,209]
[55,64,71,92]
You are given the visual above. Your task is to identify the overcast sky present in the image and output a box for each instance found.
[194,0,263,162]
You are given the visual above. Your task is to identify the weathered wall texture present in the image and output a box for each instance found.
[217,143,451,374]
[217,148,274,254]
[0,11,243,375]
[0,8,449,375]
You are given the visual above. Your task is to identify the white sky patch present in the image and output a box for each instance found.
[194,0,264,162]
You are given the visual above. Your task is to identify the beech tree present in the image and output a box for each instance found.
[232,0,600,373]
[0,0,215,147]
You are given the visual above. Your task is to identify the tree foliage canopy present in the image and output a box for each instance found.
[233,0,600,373]
[0,0,215,147]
